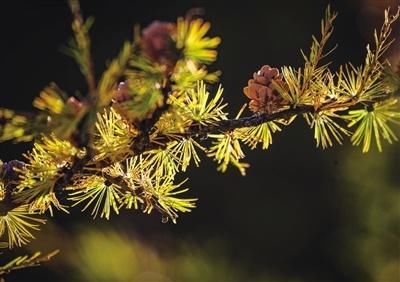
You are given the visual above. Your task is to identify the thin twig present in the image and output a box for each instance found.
[0,250,59,276]
[68,0,97,97]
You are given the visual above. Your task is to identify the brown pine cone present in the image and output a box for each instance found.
[112,81,131,103]
[66,96,84,114]
[141,21,177,68]
[243,65,286,113]
[2,160,24,181]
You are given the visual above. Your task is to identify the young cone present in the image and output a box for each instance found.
[243,65,286,113]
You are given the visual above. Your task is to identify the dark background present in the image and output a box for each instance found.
[0,1,399,282]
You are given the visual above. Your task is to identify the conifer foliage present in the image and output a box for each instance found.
[0,0,399,275]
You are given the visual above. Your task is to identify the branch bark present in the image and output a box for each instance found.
[3,92,396,216]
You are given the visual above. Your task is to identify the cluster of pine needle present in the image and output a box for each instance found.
[0,0,399,275]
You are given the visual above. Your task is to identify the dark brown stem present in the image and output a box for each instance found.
[186,105,312,136]
[131,81,172,154]
[53,151,93,197]
[128,94,397,152]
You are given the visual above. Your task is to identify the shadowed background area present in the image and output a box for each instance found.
[0,0,399,281]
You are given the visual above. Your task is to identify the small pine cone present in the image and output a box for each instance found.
[66,96,84,114]
[2,160,25,181]
[141,21,177,68]
[112,81,131,103]
[243,65,286,113]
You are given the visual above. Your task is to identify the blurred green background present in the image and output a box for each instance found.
[0,0,399,281]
